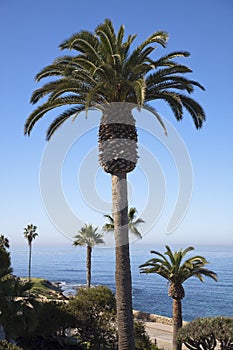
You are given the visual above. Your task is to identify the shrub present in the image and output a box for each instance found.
[66,285,117,349]
[177,317,233,350]
[17,335,84,350]
[211,317,233,350]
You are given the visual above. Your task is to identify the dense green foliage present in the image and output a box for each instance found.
[17,336,84,350]
[66,285,117,349]
[0,244,33,340]
[1,245,159,349]
[65,286,159,350]
[177,317,233,350]
[26,301,75,337]
[25,19,206,139]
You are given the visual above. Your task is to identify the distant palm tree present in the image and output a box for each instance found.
[103,207,145,239]
[73,224,104,288]
[0,235,10,250]
[139,246,218,350]
[23,224,38,282]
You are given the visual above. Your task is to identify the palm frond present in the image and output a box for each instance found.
[60,30,99,56]
[128,225,142,239]
[26,19,206,141]
[102,223,114,232]
[46,106,85,140]
[73,224,104,248]
[25,96,86,136]
[144,104,167,135]
[137,31,168,51]
[179,94,206,129]
[130,78,146,106]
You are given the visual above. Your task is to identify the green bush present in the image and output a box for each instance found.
[177,317,233,350]
[30,301,75,336]
[17,335,84,350]
[211,317,233,350]
[66,286,160,349]
[66,285,117,349]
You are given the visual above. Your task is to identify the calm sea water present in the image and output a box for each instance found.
[10,244,233,322]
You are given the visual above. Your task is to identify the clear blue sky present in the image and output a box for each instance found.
[1,0,232,247]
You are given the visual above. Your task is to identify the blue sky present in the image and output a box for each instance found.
[1,0,232,247]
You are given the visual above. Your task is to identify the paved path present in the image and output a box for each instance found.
[144,321,191,350]
[144,322,174,349]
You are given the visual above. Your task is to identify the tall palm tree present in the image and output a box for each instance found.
[139,246,218,350]
[73,224,104,288]
[0,235,10,250]
[23,224,38,282]
[24,19,206,350]
[103,207,145,239]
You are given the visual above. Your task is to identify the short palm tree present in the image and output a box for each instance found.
[73,224,104,288]
[140,246,218,350]
[103,207,145,239]
[0,235,10,250]
[23,224,38,282]
[24,19,206,349]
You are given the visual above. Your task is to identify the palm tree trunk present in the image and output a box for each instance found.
[172,298,182,350]
[28,243,32,282]
[86,245,92,288]
[112,172,135,350]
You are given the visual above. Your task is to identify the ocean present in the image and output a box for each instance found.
[10,244,233,322]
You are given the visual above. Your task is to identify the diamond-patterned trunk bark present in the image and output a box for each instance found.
[168,282,185,300]
[98,103,138,174]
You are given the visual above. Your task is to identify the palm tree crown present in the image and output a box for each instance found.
[23,224,38,246]
[140,245,218,299]
[25,18,206,173]
[73,224,104,288]
[73,224,104,248]
[103,207,145,239]
[25,18,205,136]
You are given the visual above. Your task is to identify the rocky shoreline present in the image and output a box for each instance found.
[133,310,173,325]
